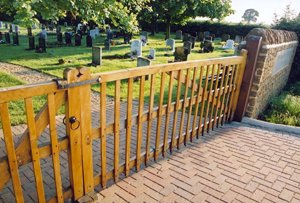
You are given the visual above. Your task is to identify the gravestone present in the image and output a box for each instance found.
[204,36,213,42]
[200,40,214,53]
[0,32,2,41]
[174,47,189,62]
[131,40,142,57]
[183,33,190,42]
[148,48,155,60]
[106,28,113,40]
[234,35,242,43]
[41,28,47,40]
[56,26,62,34]
[5,23,8,29]
[198,32,204,41]
[28,36,35,50]
[75,34,81,46]
[57,32,63,44]
[166,38,175,52]
[86,35,92,47]
[77,23,82,32]
[92,46,102,65]
[65,32,72,45]
[222,39,235,49]
[140,35,147,46]
[189,36,197,49]
[14,25,19,33]
[12,33,19,45]
[124,33,131,44]
[104,39,110,50]
[90,29,96,39]
[176,30,183,40]
[49,22,54,31]
[141,31,148,40]
[221,34,230,42]
[5,32,10,44]
[9,24,13,32]
[0,21,3,28]
[204,31,210,38]
[95,27,100,36]
[183,41,192,54]
[137,57,151,67]
[38,37,46,52]
[27,27,33,36]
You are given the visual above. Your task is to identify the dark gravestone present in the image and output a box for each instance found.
[75,34,81,46]
[183,41,192,54]
[176,30,183,40]
[56,26,62,34]
[183,33,190,42]
[203,31,210,38]
[28,36,35,50]
[174,47,189,62]
[221,34,230,42]
[65,32,72,45]
[49,23,54,31]
[38,37,46,52]
[57,32,63,44]
[200,40,214,53]
[5,32,10,44]
[13,33,19,45]
[27,27,32,36]
[92,46,102,65]
[189,36,196,49]
[86,35,92,47]
[9,24,13,32]
[104,39,111,50]
[5,23,8,29]
[198,32,204,41]
[124,33,131,44]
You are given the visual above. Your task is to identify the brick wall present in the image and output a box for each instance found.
[245,28,298,118]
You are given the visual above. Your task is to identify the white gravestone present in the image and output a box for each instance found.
[149,48,156,60]
[131,40,142,57]
[0,22,3,28]
[90,29,96,39]
[234,35,242,44]
[222,39,235,49]
[11,24,15,32]
[166,38,175,52]
[77,23,82,32]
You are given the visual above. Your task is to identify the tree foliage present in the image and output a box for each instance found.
[242,9,259,24]
[0,0,149,33]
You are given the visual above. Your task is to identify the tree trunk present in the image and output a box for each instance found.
[165,20,171,40]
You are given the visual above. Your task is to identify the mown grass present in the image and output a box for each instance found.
[259,82,300,127]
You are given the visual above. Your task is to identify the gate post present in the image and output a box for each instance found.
[64,67,94,200]
[234,35,262,121]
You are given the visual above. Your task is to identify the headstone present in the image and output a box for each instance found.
[5,32,10,44]
[204,36,213,42]
[204,31,210,38]
[5,23,8,29]
[12,33,19,45]
[27,27,32,36]
[200,40,214,53]
[234,35,242,44]
[0,32,2,41]
[221,34,230,42]
[124,33,131,44]
[176,30,183,40]
[95,27,100,36]
[9,24,13,32]
[49,23,54,31]
[86,35,92,47]
[183,33,190,42]
[57,32,63,44]
[137,57,151,67]
[41,28,47,40]
[77,23,82,32]
[166,38,175,52]
[38,37,46,52]
[174,47,188,62]
[104,39,110,50]
[222,39,235,49]
[92,46,102,65]
[183,41,192,54]
[148,48,155,60]
[56,26,62,34]
[131,40,142,57]
[0,21,3,29]
[11,24,15,32]
[189,36,196,49]
[141,31,148,41]
[140,35,147,46]
[28,36,35,50]
[75,34,81,46]
[106,27,113,40]
[65,32,72,45]
[90,29,96,39]
[15,25,19,33]
[197,32,204,41]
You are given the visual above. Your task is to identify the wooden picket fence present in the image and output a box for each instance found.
[0,50,247,202]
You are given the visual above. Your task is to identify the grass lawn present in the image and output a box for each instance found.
[259,82,300,127]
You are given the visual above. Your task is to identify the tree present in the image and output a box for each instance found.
[141,0,234,39]
[242,9,259,24]
[0,0,149,33]
[273,4,296,25]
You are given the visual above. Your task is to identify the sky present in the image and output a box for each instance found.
[224,0,300,25]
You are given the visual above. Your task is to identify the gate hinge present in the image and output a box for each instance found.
[53,77,100,89]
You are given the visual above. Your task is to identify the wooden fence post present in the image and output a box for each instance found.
[234,35,262,122]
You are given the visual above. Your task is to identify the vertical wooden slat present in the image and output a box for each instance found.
[185,67,197,143]
[0,103,24,203]
[125,78,133,176]
[218,65,230,127]
[163,71,174,156]
[178,69,190,147]
[136,76,145,171]
[100,82,107,188]
[171,70,182,152]
[155,72,166,160]
[213,66,226,130]
[47,94,64,203]
[208,64,221,131]
[25,98,46,203]
[226,65,239,122]
[197,66,210,136]
[114,80,121,181]
[191,66,204,140]
[223,65,236,124]
[146,74,155,164]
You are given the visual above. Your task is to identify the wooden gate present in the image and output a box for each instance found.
[0,50,247,202]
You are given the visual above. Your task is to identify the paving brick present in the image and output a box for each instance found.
[279,189,294,202]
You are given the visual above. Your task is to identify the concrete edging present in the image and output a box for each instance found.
[241,117,300,135]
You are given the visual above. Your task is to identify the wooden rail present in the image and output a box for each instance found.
[0,50,247,202]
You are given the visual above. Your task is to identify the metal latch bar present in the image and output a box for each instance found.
[53,77,100,89]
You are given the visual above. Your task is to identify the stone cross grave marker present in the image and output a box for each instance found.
[131,40,142,57]
[222,39,235,49]
[166,38,175,52]
[174,47,188,62]
[176,30,183,40]
[148,48,156,60]
[183,41,192,54]
[234,35,242,43]
[92,46,102,65]
[189,36,196,49]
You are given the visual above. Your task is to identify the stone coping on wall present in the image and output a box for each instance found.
[247,28,298,46]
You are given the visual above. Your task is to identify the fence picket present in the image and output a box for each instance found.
[146,75,155,165]
[213,66,226,129]
[100,83,107,188]
[114,80,121,181]
[125,78,133,176]
[209,64,221,131]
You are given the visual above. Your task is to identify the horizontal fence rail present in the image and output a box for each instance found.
[0,50,247,202]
